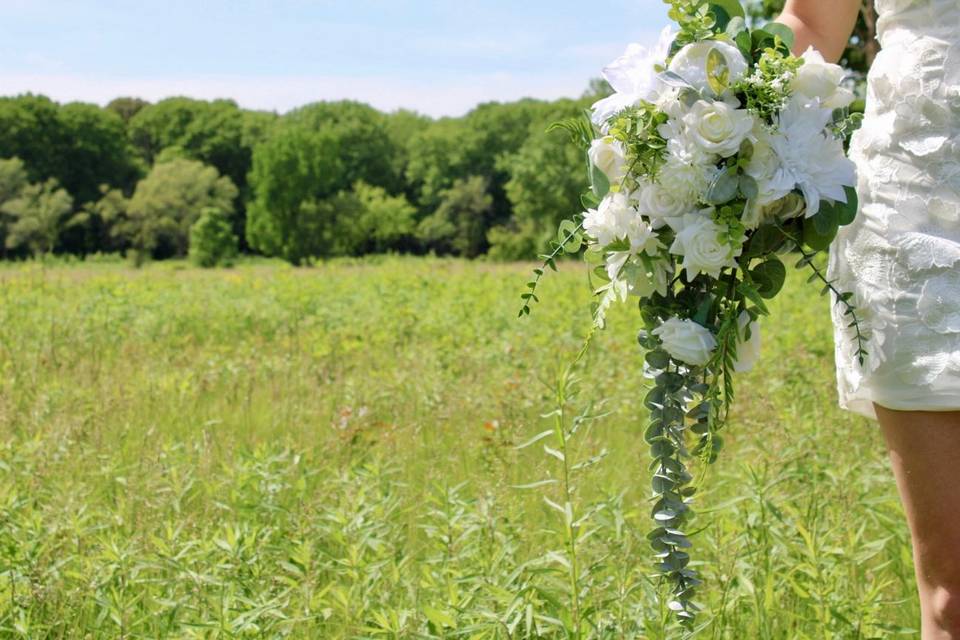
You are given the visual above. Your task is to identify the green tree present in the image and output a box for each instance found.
[189,207,239,267]
[416,176,494,258]
[106,97,151,124]
[491,99,590,260]
[346,181,416,254]
[4,178,74,256]
[0,157,29,256]
[0,96,140,209]
[246,101,404,264]
[82,185,131,254]
[125,158,237,260]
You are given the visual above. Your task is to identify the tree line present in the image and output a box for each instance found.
[0,89,604,265]
[0,1,874,266]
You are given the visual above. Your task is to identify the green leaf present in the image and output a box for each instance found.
[558,220,583,253]
[812,202,839,236]
[514,429,554,450]
[705,170,739,205]
[423,605,456,629]
[837,186,858,225]
[738,174,759,200]
[708,4,731,33]
[765,21,796,51]
[725,16,747,37]
[710,0,745,19]
[750,257,786,299]
[590,161,611,199]
[803,211,838,251]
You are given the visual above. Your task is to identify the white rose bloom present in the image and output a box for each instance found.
[768,99,857,215]
[591,26,677,126]
[667,40,749,98]
[583,191,638,247]
[743,192,807,229]
[638,180,695,230]
[588,137,627,184]
[682,99,756,157]
[792,46,855,110]
[669,210,744,280]
[653,317,717,367]
[733,311,762,373]
[659,156,717,204]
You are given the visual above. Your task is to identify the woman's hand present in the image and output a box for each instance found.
[776,0,863,61]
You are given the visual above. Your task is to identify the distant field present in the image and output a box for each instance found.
[0,257,916,638]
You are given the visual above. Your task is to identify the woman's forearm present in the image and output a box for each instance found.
[776,0,862,62]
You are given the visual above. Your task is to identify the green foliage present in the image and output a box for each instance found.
[3,178,74,255]
[493,104,590,260]
[417,175,495,257]
[126,157,238,260]
[105,96,151,123]
[246,101,407,264]
[0,259,918,637]
[189,207,239,267]
[127,98,272,198]
[0,95,140,210]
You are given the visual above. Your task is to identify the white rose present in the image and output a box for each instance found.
[638,181,694,229]
[588,137,627,184]
[683,99,755,157]
[583,191,637,247]
[659,156,718,204]
[733,311,762,372]
[669,210,744,280]
[652,317,717,367]
[792,46,855,110]
[743,192,806,229]
[667,40,749,97]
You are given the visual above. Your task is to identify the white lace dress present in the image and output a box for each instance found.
[828,0,960,420]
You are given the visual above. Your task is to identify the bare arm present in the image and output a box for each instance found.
[775,0,862,62]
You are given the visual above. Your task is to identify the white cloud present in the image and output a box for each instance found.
[0,71,592,117]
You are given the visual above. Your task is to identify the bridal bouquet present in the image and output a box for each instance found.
[521,0,864,625]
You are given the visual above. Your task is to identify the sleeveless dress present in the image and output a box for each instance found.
[828,0,960,420]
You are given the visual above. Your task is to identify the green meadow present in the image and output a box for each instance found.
[0,258,917,638]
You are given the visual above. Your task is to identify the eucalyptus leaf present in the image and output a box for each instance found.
[706,170,739,205]
[764,21,796,50]
[750,257,787,299]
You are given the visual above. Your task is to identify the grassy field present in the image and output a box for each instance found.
[0,257,917,639]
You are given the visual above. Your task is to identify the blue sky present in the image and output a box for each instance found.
[0,0,670,117]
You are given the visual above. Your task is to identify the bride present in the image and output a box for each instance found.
[777,0,960,637]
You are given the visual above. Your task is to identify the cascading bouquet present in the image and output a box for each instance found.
[520,0,865,625]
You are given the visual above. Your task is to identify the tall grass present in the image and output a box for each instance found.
[0,257,917,638]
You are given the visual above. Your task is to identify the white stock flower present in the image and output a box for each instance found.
[588,137,627,184]
[682,99,756,157]
[733,311,762,372]
[768,100,857,215]
[658,117,718,166]
[667,40,749,98]
[669,210,744,280]
[583,191,638,247]
[591,26,677,126]
[792,46,855,110]
[653,317,717,367]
